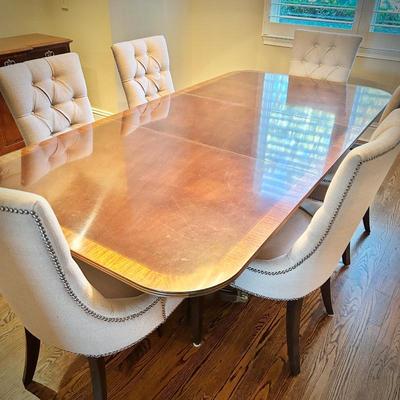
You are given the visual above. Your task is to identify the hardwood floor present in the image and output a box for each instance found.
[1,158,400,400]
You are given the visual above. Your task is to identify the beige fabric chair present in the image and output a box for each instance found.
[289,29,362,82]
[233,109,400,375]
[380,85,400,122]
[0,52,94,146]
[0,188,182,399]
[112,35,174,109]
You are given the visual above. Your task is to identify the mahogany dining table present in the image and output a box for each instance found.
[0,71,390,301]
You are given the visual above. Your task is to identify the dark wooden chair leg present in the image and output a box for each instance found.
[156,326,163,337]
[363,207,371,235]
[88,357,107,400]
[320,278,334,316]
[342,243,351,266]
[23,328,40,387]
[189,297,203,347]
[286,298,303,376]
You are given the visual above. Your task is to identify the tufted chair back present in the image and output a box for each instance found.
[112,35,174,109]
[289,29,362,83]
[0,53,94,146]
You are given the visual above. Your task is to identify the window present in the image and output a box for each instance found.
[370,0,400,34]
[263,0,400,60]
[269,1,358,30]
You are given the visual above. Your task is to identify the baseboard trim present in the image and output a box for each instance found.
[92,107,113,119]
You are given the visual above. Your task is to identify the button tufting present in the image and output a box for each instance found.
[113,36,174,108]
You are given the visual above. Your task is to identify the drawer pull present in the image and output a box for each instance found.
[44,50,55,57]
[4,59,16,66]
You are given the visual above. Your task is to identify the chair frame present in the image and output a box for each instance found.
[23,328,107,399]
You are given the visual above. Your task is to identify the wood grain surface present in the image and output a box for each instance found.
[0,34,72,55]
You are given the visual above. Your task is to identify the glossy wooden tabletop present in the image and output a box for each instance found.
[0,72,390,296]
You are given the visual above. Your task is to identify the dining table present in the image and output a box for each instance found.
[0,71,391,302]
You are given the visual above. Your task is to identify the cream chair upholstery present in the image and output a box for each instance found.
[289,29,362,82]
[380,85,400,122]
[0,188,182,398]
[112,35,174,108]
[233,109,400,375]
[0,52,94,146]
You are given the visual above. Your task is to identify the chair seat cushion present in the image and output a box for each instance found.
[77,259,142,299]
[309,170,335,202]
[255,206,313,261]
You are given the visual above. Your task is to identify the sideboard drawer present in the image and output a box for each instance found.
[29,43,71,60]
[0,52,28,67]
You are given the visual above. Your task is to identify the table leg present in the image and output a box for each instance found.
[190,297,203,347]
[219,287,249,303]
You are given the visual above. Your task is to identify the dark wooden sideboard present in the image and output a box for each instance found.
[0,34,72,155]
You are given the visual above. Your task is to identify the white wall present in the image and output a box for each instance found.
[189,0,264,84]
[109,0,399,101]
[0,0,399,113]
[43,0,120,113]
[0,0,49,36]
[109,0,192,110]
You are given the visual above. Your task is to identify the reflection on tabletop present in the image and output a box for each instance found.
[254,74,389,196]
[21,128,93,186]
[119,96,171,137]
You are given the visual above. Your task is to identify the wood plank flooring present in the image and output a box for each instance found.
[1,157,400,400]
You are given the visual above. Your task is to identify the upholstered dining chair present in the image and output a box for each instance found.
[0,188,182,399]
[309,83,400,263]
[232,108,400,376]
[112,35,174,109]
[289,29,362,83]
[0,52,94,146]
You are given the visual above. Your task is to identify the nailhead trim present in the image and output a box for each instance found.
[0,206,162,322]
[247,140,400,277]
[161,297,167,322]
